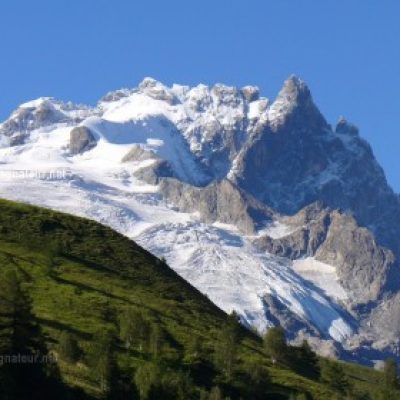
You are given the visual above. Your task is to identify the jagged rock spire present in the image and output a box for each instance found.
[267,75,327,131]
[335,116,359,136]
[277,75,311,103]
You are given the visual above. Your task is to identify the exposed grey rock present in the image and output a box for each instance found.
[252,201,399,362]
[232,78,333,207]
[69,126,97,155]
[254,202,329,258]
[255,203,396,306]
[255,227,323,260]
[262,293,320,338]
[240,85,260,102]
[293,333,340,359]
[267,75,328,131]
[99,88,132,103]
[138,77,177,104]
[133,160,175,184]
[9,133,28,146]
[211,84,242,107]
[159,178,274,233]
[185,120,245,181]
[178,82,253,182]
[364,293,400,348]
[121,145,158,163]
[315,211,396,305]
[335,116,359,136]
[0,99,67,145]
[230,76,400,261]
[0,98,94,146]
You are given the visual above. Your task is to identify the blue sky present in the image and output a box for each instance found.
[1,1,399,189]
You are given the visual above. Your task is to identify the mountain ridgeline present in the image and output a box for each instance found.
[0,76,400,366]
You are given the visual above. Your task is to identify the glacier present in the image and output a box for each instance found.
[0,78,354,347]
[2,75,399,363]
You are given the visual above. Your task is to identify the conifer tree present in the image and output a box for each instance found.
[263,326,288,364]
[0,268,62,399]
[245,360,270,399]
[320,359,349,395]
[0,269,43,355]
[294,340,320,379]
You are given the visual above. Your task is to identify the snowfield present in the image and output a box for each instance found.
[292,257,348,302]
[0,169,352,342]
[0,78,354,344]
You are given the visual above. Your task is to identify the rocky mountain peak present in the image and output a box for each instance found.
[2,76,400,364]
[267,75,327,132]
[0,97,68,146]
[335,116,359,136]
[137,77,177,104]
[0,97,94,147]
[278,75,311,102]
[240,85,260,102]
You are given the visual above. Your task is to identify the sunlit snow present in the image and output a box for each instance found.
[0,81,353,342]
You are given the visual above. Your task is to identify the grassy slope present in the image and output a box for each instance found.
[0,198,395,399]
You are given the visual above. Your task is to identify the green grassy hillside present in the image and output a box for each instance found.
[0,198,397,399]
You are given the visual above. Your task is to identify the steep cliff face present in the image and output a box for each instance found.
[0,76,399,364]
[231,77,400,255]
[159,178,274,234]
[254,203,397,307]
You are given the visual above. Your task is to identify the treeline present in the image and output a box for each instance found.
[59,308,400,400]
[262,326,400,400]
[1,263,400,400]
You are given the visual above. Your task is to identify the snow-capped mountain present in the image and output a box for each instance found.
[1,76,399,365]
